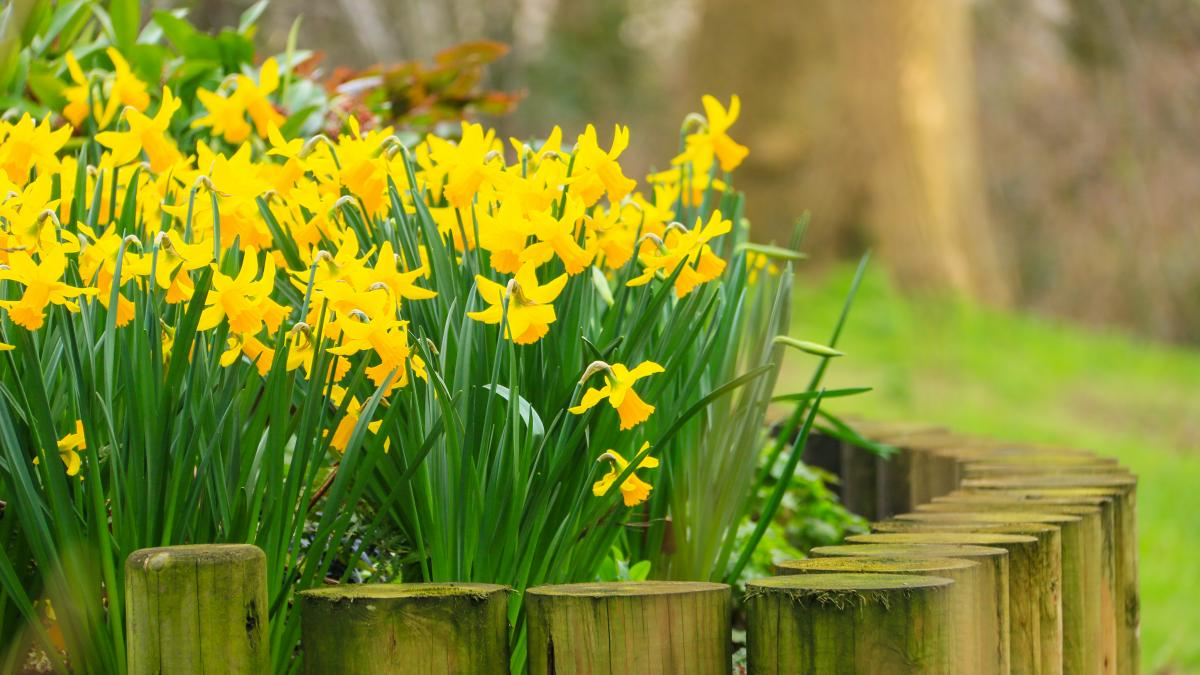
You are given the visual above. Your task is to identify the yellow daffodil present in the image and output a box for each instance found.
[236,58,284,138]
[423,122,509,209]
[675,95,749,173]
[569,124,637,206]
[220,332,277,375]
[198,250,289,335]
[569,360,664,430]
[96,86,182,172]
[33,420,86,476]
[467,263,567,344]
[593,442,659,506]
[628,210,731,297]
[0,114,70,183]
[521,197,595,275]
[192,88,253,143]
[369,242,437,304]
[0,249,97,331]
[327,385,382,453]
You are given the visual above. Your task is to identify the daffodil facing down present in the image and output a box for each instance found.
[593,442,659,506]
[32,420,86,476]
[569,360,665,430]
[467,263,567,344]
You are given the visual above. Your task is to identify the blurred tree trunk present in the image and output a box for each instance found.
[689,0,1012,304]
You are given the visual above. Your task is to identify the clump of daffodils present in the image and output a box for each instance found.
[0,72,753,507]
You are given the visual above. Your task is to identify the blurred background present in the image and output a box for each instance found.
[175,1,1200,671]
[187,0,1200,343]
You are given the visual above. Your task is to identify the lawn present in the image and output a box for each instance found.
[783,264,1200,674]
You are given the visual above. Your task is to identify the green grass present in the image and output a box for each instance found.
[783,264,1200,675]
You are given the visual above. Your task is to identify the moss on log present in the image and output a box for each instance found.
[774,557,993,673]
[525,581,730,675]
[299,583,510,674]
[746,573,955,674]
[125,544,269,675]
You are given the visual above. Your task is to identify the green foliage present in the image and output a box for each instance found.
[791,263,1200,674]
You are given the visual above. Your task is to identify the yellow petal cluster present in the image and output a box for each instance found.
[0,84,749,477]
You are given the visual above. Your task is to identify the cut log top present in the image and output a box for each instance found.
[896,510,1081,525]
[125,544,264,570]
[300,582,508,601]
[964,474,1137,489]
[775,556,977,575]
[810,543,1008,561]
[525,580,727,597]
[916,502,1101,516]
[846,532,1037,547]
[938,492,1113,507]
[749,572,954,594]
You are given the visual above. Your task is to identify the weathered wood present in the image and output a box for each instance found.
[841,422,947,519]
[895,510,1098,675]
[801,429,844,497]
[870,518,1064,675]
[810,542,1009,673]
[962,477,1139,675]
[125,544,269,675]
[775,556,998,674]
[525,581,730,675]
[746,573,955,674]
[847,532,1046,675]
[840,442,880,520]
[962,463,1129,480]
[300,583,510,674]
[933,492,1121,674]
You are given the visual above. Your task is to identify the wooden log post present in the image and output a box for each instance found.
[846,531,1045,675]
[933,492,1120,674]
[841,442,881,520]
[524,581,730,675]
[962,475,1139,675]
[914,501,1112,673]
[894,510,1097,675]
[870,518,1063,674]
[299,583,510,674]
[840,422,946,520]
[810,542,1010,673]
[874,432,973,509]
[746,573,955,674]
[774,557,998,674]
[125,544,269,675]
[801,429,844,498]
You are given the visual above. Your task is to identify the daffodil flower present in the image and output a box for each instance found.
[628,211,732,297]
[467,263,567,344]
[593,442,659,506]
[521,197,595,275]
[0,249,98,331]
[569,360,664,430]
[33,420,86,477]
[192,88,253,143]
[569,124,637,206]
[96,86,183,172]
[197,250,289,335]
[673,95,749,173]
